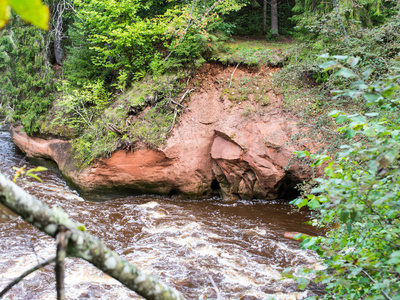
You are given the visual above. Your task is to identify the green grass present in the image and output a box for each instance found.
[213,39,294,67]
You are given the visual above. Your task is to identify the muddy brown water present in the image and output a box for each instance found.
[0,118,323,299]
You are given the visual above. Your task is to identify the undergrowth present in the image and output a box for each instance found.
[272,16,400,155]
[47,75,186,166]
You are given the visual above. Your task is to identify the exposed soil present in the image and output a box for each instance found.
[188,62,284,113]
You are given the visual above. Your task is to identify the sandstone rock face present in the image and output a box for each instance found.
[11,63,313,200]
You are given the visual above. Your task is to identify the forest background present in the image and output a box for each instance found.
[0,0,400,299]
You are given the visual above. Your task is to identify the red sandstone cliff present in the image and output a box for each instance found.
[11,64,313,200]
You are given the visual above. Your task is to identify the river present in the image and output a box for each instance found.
[0,118,323,299]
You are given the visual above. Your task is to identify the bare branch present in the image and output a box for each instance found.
[169,88,194,133]
[228,63,240,88]
[0,257,56,298]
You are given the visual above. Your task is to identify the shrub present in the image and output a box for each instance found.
[291,55,400,299]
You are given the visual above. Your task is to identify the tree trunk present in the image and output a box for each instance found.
[331,0,347,38]
[0,173,185,300]
[263,0,267,35]
[53,1,65,66]
[271,0,279,36]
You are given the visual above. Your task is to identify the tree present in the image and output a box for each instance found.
[262,0,279,36]
[0,16,56,134]
[271,0,278,36]
[291,0,396,40]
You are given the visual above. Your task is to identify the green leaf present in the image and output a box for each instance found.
[339,210,350,222]
[26,166,47,173]
[344,129,356,139]
[301,237,318,249]
[293,198,308,209]
[347,56,360,67]
[350,267,362,276]
[365,112,379,117]
[296,277,310,290]
[76,224,86,232]
[320,60,338,71]
[296,151,310,158]
[328,110,341,117]
[294,233,303,240]
[334,67,357,78]
[26,173,43,182]
[12,172,20,183]
[364,92,381,103]
[308,198,321,209]
[332,55,348,60]
[335,115,348,124]
[0,1,11,28]
[8,0,49,30]
[362,69,373,80]
[390,251,400,262]
[331,90,343,96]
[324,167,334,177]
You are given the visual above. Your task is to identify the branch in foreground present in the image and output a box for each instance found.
[0,257,56,298]
[0,173,185,300]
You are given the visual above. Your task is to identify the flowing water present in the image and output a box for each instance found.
[0,118,323,299]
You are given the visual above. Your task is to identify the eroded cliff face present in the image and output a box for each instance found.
[11,63,313,200]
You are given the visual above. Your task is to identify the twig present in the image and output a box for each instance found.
[362,270,392,300]
[19,222,41,264]
[169,89,195,133]
[178,88,194,104]
[208,275,222,300]
[65,1,85,24]
[108,123,123,135]
[56,226,70,300]
[228,63,240,88]
[204,0,226,17]
[0,257,56,298]
[170,99,186,108]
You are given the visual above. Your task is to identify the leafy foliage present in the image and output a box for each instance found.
[292,0,397,41]
[291,56,400,299]
[65,0,248,88]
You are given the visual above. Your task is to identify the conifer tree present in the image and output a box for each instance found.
[0,16,55,134]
